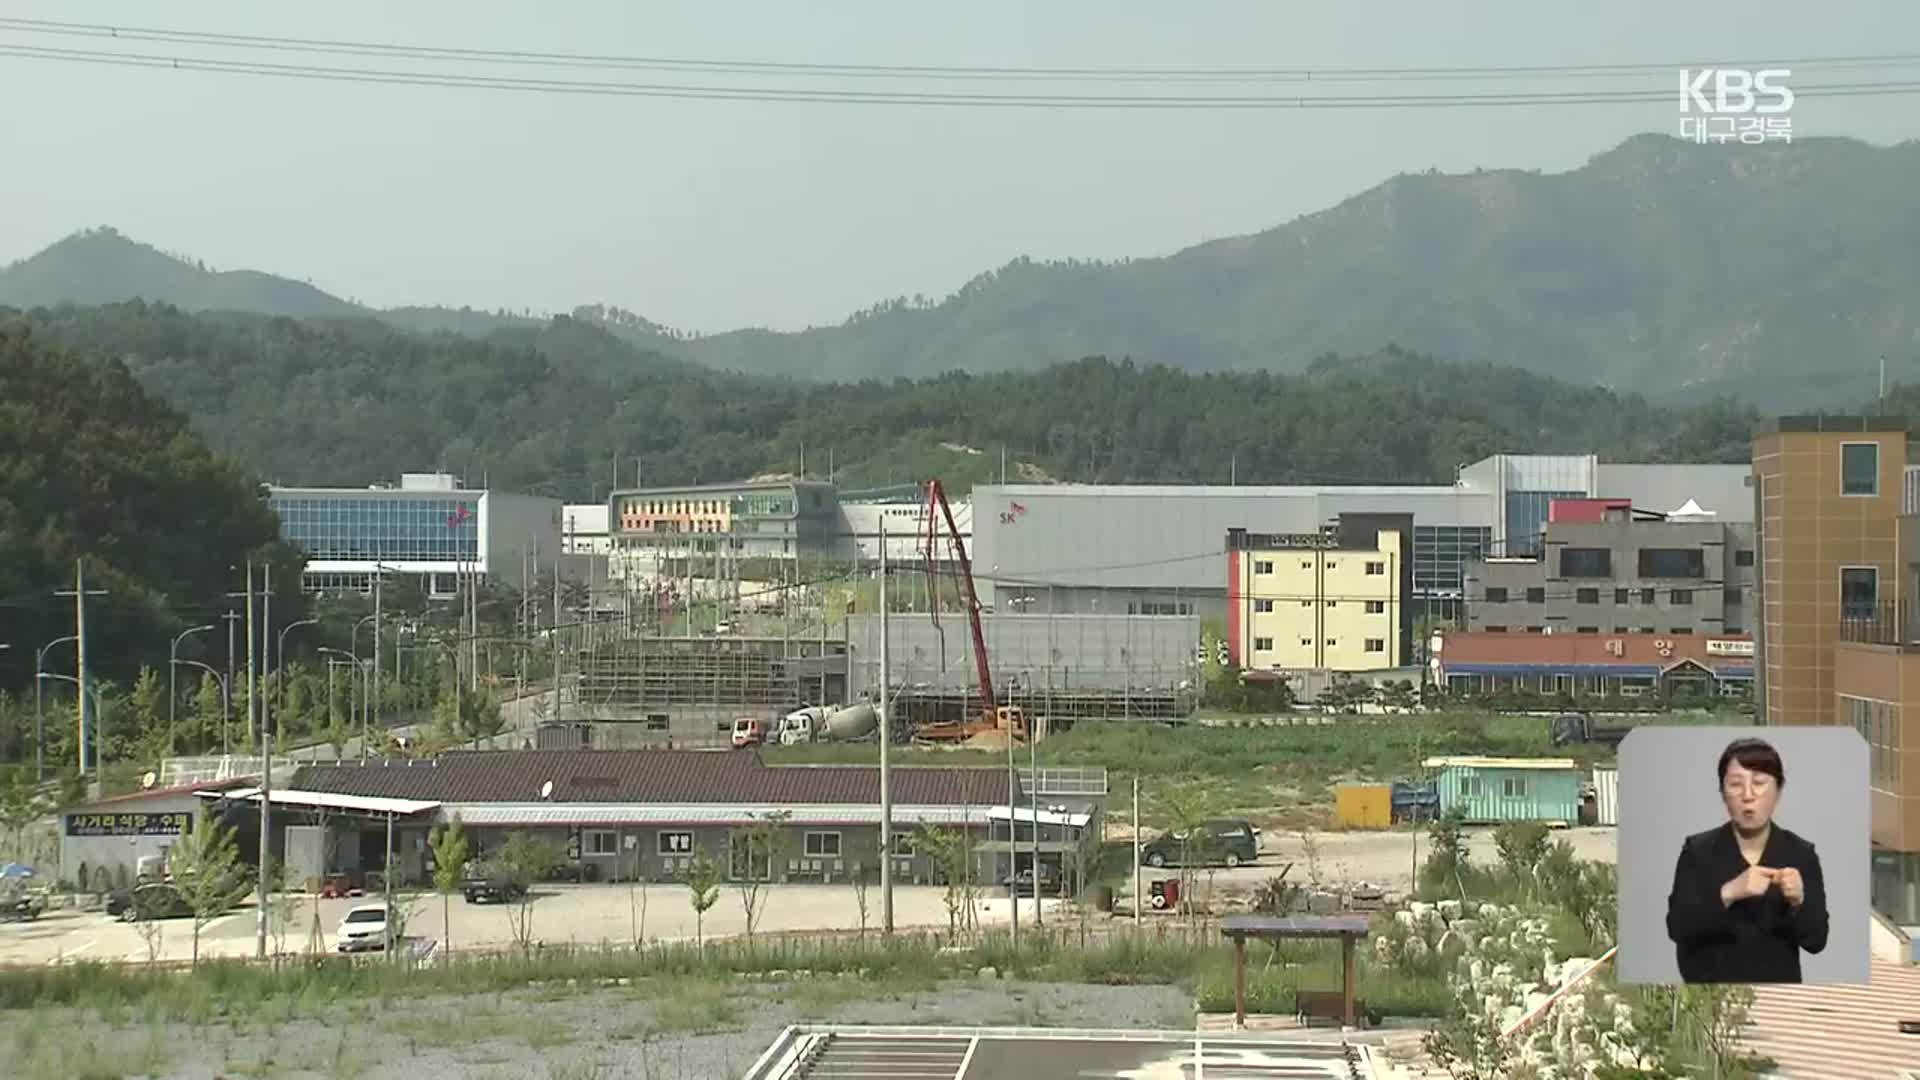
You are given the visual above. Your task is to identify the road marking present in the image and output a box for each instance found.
[954,1036,980,1079]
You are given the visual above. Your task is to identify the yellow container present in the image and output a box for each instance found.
[1335,784,1393,829]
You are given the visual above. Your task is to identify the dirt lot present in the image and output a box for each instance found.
[1115,825,1618,905]
[1,977,1194,1080]
[0,884,1065,967]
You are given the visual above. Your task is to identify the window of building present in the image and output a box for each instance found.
[1326,600,1338,609]
[1458,775,1478,796]
[1485,626,1507,633]
[1638,548,1707,579]
[1253,599,1274,613]
[1299,637,1312,647]
[1613,626,1630,633]
[803,832,842,858]
[1640,588,1656,604]
[1734,549,1755,567]
[1326,639,1338,647]
[1841,567,1879,619]
[1841,442,1880,496]
[1485,587,1509,603]
[1670,589,1693,605]
[1559,548,1612,578]
[1525,587,1546,603]
[1577,626,1599,633]
[1638,626,1657,634]
[1501,776,1530,799]
[1527,626,1545,634]
[1360,639,1382,653]
[1365,561,1386,575]
[584,830,618,856]
[1301,560,1313,569]
[1300,600,1312,608]
[657,831,693,856]
[1253,636,1274,651]
[1326,560,1339,570]
[1670,627,1693,635]
[1253,560,1273,575]
[1576,588,1599,604]
[645,714,670,731]
[1365,600,1385,614]
[1614,588,1630,604]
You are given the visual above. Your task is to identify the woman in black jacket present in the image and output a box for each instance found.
[1665,737,1827,983]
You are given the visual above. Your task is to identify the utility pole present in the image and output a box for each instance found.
[222,610,241,755]
[1007,698,1019,949]
[256,563,274,961]
[243,563,257,755]
[1030,713,1042,927]
[1132,777,1142,926]
[54,559,108,775]
[372,565,382,740]
[878,516,894,935]
[552,552,562,724]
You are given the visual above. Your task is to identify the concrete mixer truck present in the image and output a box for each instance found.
[776,703,879,745]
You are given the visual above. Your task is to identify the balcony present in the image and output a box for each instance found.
[1839,601,1920,649]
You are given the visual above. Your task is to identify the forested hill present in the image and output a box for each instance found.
[8,136,1920,406]
[8,302,1759,503]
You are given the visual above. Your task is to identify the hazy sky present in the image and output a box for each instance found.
[4,1,1919,332]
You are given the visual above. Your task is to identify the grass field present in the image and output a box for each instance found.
[765,711,1647,829]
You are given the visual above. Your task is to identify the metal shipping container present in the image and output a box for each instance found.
[1424,756,1582,825]
[1591,768,1619,827]
[1334,784,1393,829]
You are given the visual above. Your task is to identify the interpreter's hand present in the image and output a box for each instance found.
[1775,867,1805,908]
[1721,864,1778,906]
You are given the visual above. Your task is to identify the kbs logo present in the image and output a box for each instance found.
[1678,69,1793,145]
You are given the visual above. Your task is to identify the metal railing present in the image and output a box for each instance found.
[1016,766,1109,797]
[1839,601,1920,648]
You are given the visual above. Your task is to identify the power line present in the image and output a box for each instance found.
[6,40,1920,109]
[5,17,1920,84]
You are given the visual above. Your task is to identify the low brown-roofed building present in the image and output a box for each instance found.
[242,750,1103,893]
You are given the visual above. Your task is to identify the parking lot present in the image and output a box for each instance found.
[0,883,1065,966]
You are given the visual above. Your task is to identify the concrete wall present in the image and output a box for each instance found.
[484,492,565,580]
[846,612,1201,694]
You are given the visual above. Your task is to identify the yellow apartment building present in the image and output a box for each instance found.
[1226,527,1406,673]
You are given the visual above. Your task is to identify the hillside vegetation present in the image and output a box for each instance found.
[10,302,1759,503]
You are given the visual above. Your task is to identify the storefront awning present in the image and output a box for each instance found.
[200,788,441,818]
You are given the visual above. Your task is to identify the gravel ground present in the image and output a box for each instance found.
[4,977,1194,1080]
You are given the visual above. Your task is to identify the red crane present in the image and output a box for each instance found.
[921,478,997,712]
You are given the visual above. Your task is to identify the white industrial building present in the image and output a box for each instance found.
[970,454,1752,623]
[268,472,562,596]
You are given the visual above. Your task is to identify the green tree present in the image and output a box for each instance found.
[1,771,45,857]
[1493,821,1553,897]
[168,808,251,966]
[682,847,722,949]
[429,816,471,956]
[728,810,789,942]
[496,830,559,949]
[191,673,225,754]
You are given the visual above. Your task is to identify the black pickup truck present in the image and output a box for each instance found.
[461,861,528,904]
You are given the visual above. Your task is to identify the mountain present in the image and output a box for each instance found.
[663,135,1920,403]
[8,135,1919,403]
[6,303,1757,503]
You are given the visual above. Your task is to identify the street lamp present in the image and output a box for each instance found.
[319,647,366,756]
[170,624,214,753]
[275,617,321,720]
[36,671,105,774]
[34,635,77,784]
[173,659,231,755]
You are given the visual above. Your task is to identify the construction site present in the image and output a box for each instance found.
[542,479,1201,749]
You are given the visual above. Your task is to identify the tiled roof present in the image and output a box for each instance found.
[1436,631,1753,673]
[288,750,1011,807]
[74,779,249,810]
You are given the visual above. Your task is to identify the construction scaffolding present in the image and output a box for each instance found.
[887,683,1192,732]
[573,634,851,721]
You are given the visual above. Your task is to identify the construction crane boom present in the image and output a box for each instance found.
[922,479,996,712]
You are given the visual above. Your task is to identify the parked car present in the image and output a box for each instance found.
[336,904,391,952]
[461,860,528,904]
[110,882,196,922]
[1000,864,1061,894]
[1141,818,1260,868]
